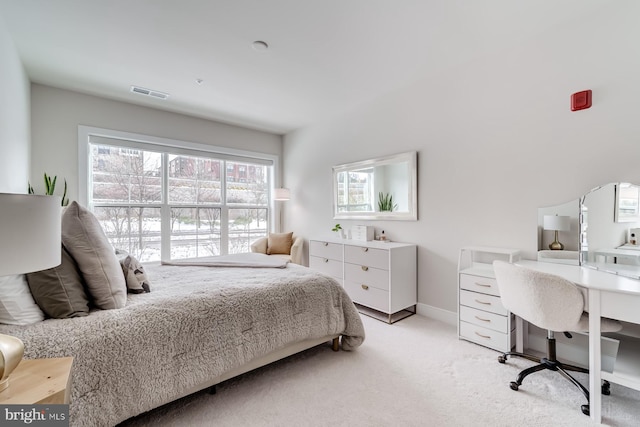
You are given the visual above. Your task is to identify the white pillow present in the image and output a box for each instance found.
[0,274,45,325]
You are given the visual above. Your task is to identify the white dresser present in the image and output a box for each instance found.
[309,238,417,323]
[457,247,520,352]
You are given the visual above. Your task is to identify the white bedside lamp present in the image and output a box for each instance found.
[0,193,61,391]
[543,214,571,250]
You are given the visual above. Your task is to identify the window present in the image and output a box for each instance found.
[81,127,275,263]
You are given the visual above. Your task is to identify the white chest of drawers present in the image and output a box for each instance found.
[309,238,417,323]
[457,247,520,352]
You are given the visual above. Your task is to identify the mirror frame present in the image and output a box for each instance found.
[332,151,418,221]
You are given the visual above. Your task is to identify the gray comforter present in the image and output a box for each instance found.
[0,263,365,426]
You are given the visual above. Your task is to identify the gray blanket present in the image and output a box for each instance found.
[0,263,365,426]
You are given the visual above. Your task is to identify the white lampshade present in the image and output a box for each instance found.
[273,188,291,201]
[543,215,571,232]
[0,193,62,276]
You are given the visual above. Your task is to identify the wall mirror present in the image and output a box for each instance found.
[333,151,417,220]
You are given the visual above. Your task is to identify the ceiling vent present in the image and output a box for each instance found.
[130,86,169,100]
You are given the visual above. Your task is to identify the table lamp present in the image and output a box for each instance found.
[543,214,571,250]
[0,193,61,392]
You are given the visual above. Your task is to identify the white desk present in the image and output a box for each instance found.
[516,260,640,424]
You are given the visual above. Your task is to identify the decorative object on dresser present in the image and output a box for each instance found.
[351,225,374,241]
[0,193,62,392]
[543,214,571,250]
[457,247,521,352]
[309,238,417,323]
[331,223,345,239]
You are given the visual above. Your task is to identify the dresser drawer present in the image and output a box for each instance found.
[344,245,388,269]
[309,256,343,280]
[309,240,343,261]
[344,280,389,313]
[459,289,507,316]
[459,273,500,297]
[344,263,389,291]
[459,321,515,351]
[459,305,513,333]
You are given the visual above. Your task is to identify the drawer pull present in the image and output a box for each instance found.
[474,282,491,288]
[323,242,329,246]
[361,284,369,290]
[361,266,369,271]
[474,299,491,306]
[475,331,491,339]
[323,258,329,263]
[474,315,491,323]
[362,247,369,252]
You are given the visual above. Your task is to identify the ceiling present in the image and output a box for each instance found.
[0,0,607,134]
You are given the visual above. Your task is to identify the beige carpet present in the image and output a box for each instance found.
[119,314,640,427]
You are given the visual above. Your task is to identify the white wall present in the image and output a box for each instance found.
[283,3,640,320]
[30,85,282,201]
[0,16,30,193]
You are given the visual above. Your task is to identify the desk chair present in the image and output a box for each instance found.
[492,260,622,416]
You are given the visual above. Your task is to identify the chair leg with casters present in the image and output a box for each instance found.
[498,351,540,364]
[498,331,610,416]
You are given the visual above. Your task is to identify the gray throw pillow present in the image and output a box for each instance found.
[61,201,127,310]
[26,245,91,318]
[119,255,151,294]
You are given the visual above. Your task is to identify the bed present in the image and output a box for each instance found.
[0,260,365,426]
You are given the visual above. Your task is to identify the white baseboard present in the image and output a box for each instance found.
[416,303,457,326]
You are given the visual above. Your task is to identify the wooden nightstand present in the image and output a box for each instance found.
[0,357,73,404]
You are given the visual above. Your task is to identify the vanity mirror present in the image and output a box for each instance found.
[537,199,580,265]
[580,183,640,279]
[333,151,417,221]
[537,183,640,279]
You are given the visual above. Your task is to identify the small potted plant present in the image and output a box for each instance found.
[332,223,345,239]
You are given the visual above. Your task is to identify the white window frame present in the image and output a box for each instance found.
[78,125,282,261]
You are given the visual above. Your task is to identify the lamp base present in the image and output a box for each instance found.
[0,333,25,392]
[549,241,565,250]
